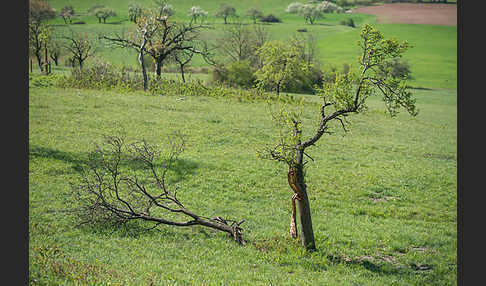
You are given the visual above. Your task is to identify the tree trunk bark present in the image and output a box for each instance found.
[155,61,162,78]
[138,49,148,91]
[180,65,186,83]
[44,44,50,75]
[36,55,43,72]
[294,149,316,250]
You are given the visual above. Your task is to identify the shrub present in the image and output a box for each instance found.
[259,14,281,23]
[29,73,64,88]
[380,58,412,80]
[210,61,256,89]
[211,64,229,84]
[340,18,355,27]
[56,64,299,104]
[58,59,144,92]
[226,61,256,88]
[285,65,323,94]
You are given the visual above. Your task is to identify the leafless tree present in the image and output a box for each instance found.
[246,8,263,24]
[216,21,269,68]
[170,49,194,82]
[29,0,56,73]
[102,10,161,91]
[144,16,211,78]
[48,40,62,66]
[63,31,95,69]
[215,4,237,24]
[104,8,212,83]
[72,133,245,244]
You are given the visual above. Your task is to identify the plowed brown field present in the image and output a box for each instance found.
[352,3,457,26]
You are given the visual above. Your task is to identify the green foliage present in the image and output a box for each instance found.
[154,0,175,18]
[211,61,256,89]
[29,73,64,88]
[340,17,355,27]
[255,40,309,95]
[57,62,296,103]
[128,3,143,23]
[225,60,257,89]
[57,60,144,93]
[215,3,237,24]
[246,7,263,23]
[60,6,75,24]
[89,5,116,23]
[29,0,56,23]
[357,24,417,116]
[188,6,208,23]
[380,58,412,80]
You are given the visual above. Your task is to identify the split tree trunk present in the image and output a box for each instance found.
[294,149,316,250]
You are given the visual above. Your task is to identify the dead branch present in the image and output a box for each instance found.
[72,134,245,244]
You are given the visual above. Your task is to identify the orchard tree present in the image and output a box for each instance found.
[246,8,263,24]
[102,9,162,90]
[103,6,212,87]
[286,1,344,24]
[170,49,194,83]
[142,12,211,78]
[60,6,75,24]
[216,4,237,24]
[48,40,63,66]
[128,3,143,23]
[29,0,56,23]
[29,0,56,73]
[298,4,322,25]
[63,31,95,69]
[217,21,255,63]
[259,24,418,250]
[188,6,208,24]
[91,7,117,23]
[154,0,175,18]
[255,40,308,96]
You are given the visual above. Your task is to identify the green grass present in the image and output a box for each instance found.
[29,84,456,285]
[31,1,457,284]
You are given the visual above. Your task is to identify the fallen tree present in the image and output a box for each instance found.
[72,133,245,244]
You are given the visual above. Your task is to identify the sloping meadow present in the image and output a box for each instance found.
[29,82,456,285]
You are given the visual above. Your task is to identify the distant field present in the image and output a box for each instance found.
[353,3,457,26]
[40,1,457,90]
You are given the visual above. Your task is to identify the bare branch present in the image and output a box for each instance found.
[72,134,245,244]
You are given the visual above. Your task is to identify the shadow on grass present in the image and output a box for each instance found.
[29,145,86,171]
[104,19,128,25]
[29,145,200,183]
[75,217,226,242]
[326,254,410,276]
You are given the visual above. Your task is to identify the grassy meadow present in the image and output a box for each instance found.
[29,0,457,285]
